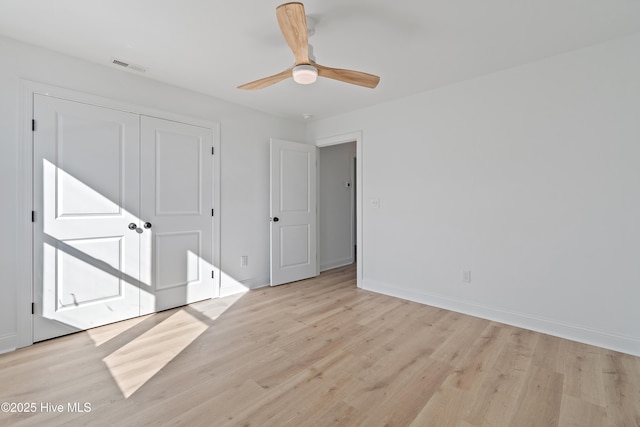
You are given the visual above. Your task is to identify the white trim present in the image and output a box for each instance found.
[17,80,221,350]
[0,334,17,355]
[239,277,270,289]
[220,282,269,297]
[362,278,640,357]
[17,81,34,349]
[320,258,355,272]
[212,124,222,298]
[220,287,249,298]
[315,131,363,288]
[220,276,269,297]
[21,81,218,129]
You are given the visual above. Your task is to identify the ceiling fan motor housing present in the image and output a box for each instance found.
[292,64,318,84]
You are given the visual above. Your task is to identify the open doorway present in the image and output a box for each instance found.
[318,142,356,271]
[316,131,363,287]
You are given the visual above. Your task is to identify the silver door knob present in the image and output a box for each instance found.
[144,222,152,229]
[128,223,137,230]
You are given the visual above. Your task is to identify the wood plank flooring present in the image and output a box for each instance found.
[1,264,639,426]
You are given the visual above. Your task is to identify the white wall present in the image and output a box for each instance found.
[3,33,639,356]
[0,35,305,353]
[319,142,356,270]
[308,34,640,356]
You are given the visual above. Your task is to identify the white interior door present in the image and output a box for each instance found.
[140,116,215,312]
[270,138,318,286]
[33,95,141,342]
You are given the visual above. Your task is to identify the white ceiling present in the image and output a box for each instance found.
[1,1,639,121]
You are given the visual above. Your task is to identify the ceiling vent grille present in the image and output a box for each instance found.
[111,58,147,73]
[112,59,129,67]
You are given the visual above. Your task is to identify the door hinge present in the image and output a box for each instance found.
[31,303,34,314]
[211,147,215,155]
[31,211,35,223]
[211,270,215,279]
[211,209,215,217]
[32,119,36,131]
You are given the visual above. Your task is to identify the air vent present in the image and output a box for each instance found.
[112,59,129,67]
[111,58,147,73]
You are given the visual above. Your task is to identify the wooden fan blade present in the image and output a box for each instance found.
[276,2,309,65]
[314,62,380,88]
[237,68,292,90]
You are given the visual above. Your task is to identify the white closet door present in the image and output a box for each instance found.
[139,116,215,313]
[33,94,141,342]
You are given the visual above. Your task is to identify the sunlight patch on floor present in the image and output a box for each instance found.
[189,292,246,321]
[86,315,150,347]
[102,309,207,398]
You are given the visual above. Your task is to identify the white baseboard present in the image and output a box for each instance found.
[362,279,640,357]
[0,333,17,355]
[220,276,269,297]
[320,257,354,272]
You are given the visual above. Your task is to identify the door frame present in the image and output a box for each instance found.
[17,80,221,349]
[315,131,363,287]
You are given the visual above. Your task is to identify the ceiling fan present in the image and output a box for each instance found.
[238,2,380,90]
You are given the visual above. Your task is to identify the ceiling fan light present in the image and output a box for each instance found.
[292,65,318,85]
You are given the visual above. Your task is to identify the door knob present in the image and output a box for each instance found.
[128,223,137,230]
[272,217,279,222]
[144,222,152,229]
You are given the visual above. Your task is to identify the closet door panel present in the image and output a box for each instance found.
[33,94,141,342]
[139,116,215,313]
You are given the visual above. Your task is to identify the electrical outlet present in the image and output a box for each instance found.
[241,256,248,267]
[462,270,471,283]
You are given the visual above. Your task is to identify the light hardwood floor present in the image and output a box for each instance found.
[1,264,638,426]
